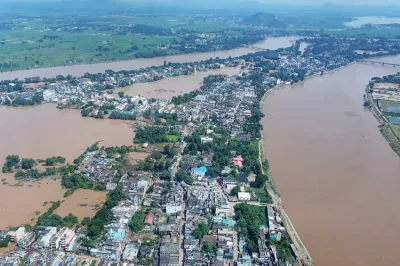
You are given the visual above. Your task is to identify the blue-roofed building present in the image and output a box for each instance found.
[107,226,126,242]
[192,166,207,180]
[222,219,233,227]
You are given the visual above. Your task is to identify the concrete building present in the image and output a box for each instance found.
[35,227,57,250]
[122,241,141,262]
[9,227,26,243]
[238,192,251,201]
[166,204,182,215]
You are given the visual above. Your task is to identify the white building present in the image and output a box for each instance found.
[238,192,251,201]
[35,227,57,249]
[122,241,141,262]
[166,204,182,214]
[43,90,57,102]
[9,227,26,242]
[200,136,213,144]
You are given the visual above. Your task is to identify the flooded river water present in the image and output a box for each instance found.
[0,37,297,80]
[122,67,243,99]
[0,104,134,228]
[261,56,400,266]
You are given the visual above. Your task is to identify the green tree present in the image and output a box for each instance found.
[176,170,193,185]
[129,211,145,232]
[21,158,36,170]
[252,174,268,188]
[88,225,102,238]
[234,203,267,253]
[2,155,20,173]
[202,241,217,254]
[63,213,79,227]
[163,145,177,157]
[160,171,172,181]
[0,236,11,248]
[193,222,209,239]
[147,184,154,193]
[230,185,241,196]
[81,217,91,226]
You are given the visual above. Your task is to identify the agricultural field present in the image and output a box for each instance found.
[0,13,244,71]
[0,29,176,70]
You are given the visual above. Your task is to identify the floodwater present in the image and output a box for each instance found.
[122,67,243,99]
[261,56,400,266]
[0,104,134,229]
[54,189,107,222]
[345,16,400,28]
[0,177,64,229]
[0,104,134,163]
[0,37,297,80]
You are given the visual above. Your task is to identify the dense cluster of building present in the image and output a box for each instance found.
[3,36,400,266]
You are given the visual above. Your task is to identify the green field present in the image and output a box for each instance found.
[164,134,180,142]
[0,29,177,71]
[0,13,244,71]
[329,27,400,38]
[252,187,272,203]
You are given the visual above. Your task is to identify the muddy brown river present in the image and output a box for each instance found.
[0,37,297,80]
[261,56,400,266]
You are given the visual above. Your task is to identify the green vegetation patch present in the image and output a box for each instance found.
[36,201,79,228]
[129,211,146,233]
[193,222,210,239]
[234,203,266,253]
[164,134,180,142]
[252,187,272,203]
[134,127,181,144]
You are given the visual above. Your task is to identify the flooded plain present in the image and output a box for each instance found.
[0,104,134,229]
[261,56,400,266]
[345,16,400,28]
[54,190,108,222]
[0,37,297,80]
[0,62,242,228]
[122,67,243,99]
[0,176,64,229]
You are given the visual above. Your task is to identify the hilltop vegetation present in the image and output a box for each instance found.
[243,13,286,28]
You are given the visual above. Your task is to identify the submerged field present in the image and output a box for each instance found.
[54,190,108,222]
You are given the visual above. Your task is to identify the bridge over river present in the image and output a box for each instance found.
[360,60,400,67]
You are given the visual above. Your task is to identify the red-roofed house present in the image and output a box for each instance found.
[232,155,244,167]
[144,213,154,225]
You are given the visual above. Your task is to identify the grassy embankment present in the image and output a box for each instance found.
[366,92,400,156]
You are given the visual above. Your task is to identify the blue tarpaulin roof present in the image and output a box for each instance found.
[194,166,207,174]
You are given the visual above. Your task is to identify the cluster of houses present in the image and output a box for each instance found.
[181,183,236,265]
[0,56,243,111]
[370,84,400,102]
[3,35,380,266]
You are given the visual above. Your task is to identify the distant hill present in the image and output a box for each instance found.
[243,12,286,28]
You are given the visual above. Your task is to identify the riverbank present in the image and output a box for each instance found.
[365,89,400,156]
[0,37,297,80]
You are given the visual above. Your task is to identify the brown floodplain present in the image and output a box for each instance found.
[0,104,134,229]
